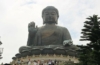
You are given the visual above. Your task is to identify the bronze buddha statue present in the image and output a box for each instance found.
[18,6,78,57]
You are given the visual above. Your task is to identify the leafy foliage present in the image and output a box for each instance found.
[78,15,100,65]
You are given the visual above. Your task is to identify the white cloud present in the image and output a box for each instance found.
[0,0,100,63]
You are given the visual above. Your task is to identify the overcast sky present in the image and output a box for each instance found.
[0,0,100,63]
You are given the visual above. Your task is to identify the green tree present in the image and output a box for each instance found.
[78,15,100,65]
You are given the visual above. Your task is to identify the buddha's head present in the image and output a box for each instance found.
[42,6,59,24]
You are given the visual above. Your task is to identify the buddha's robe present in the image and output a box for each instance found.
[33,24,72,46]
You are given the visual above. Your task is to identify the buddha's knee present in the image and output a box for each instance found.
[19,46,32,53]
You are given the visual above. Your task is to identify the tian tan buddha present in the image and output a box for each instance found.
[17,6,78,57]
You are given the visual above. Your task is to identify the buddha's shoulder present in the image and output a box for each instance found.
[56,26,68,30]
[37,25,68,30]
[37,26,45,29]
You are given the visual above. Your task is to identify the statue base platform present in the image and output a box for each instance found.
[11,54,79,65]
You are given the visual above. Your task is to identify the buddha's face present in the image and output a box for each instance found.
[42,10,58,24]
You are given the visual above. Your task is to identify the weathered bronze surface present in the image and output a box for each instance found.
[18,6,78,57]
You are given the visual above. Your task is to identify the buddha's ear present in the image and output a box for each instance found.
[55,17,58,24]
[42,16,46,24]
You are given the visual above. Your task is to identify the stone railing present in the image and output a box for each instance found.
[11,54,79,65]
